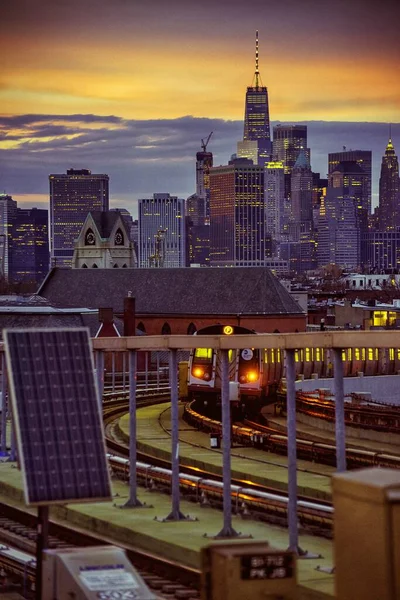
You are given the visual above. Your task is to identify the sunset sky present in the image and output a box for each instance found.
[1,0,399,215]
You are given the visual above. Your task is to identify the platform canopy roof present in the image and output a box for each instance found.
[38,267,304,317]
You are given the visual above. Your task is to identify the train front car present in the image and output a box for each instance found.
[187,324,262,417]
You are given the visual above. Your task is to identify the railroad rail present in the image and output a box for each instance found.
[294,390,400,433]
[183,401,400,470]
[103,396,334,537]
[0,502,200,599]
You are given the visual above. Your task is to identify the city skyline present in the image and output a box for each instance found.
[1,0,399,217]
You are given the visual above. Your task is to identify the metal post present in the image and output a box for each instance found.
[216,349,238,537]
[164,349,186,520]
[36,505,49,600]
[286,349,299,552]
[122,350,143,507]
[1,355,7,456]
[111,352,115,392]
[10,421,17,462]
[95,351,104,409]
[145,352,149,388]
[122,353,126,391]
[156,353,160,387]
[333,348,347,472]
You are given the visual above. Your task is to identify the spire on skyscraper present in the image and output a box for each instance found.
[254,30,262,89]
[241,31,271,166]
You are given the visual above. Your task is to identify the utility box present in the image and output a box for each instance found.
[201,540,297,600]
[333,467,400,600]
[229,381,240,402]
[42,545,158,600]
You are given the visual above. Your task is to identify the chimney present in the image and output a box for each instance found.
[124,295,136,336]
[98,307,114,325]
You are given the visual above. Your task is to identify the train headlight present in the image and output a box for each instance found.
[239,375,247,383]
[246,371,258,382]
[203,372,211,381]
[193,367,204,378]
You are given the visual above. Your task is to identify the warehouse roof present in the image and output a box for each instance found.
[38,267,304,316]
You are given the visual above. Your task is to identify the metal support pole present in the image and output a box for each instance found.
[286,349,299,552]
[36,505,49,600]
[145,352,149,388]
[111,352,115,392]
[122,353,126,391]
[122,350,143,508]
[216,349,238,537]
[156,353,160,387]
[1,355,8,456]
[95,351,104,409]
[164,349,186,521]
[333,348,347,472]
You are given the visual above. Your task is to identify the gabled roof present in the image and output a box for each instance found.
[38,267,304,316]
[89,211,124,239]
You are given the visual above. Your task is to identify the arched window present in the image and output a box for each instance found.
[187,322,197,335]
[92,264,98,268]
[85,228,96,246]
[161,322,171,335]
[122,264,128,268]
[137,322,146,333]
[273,328,280,333]
[82,263,88,269]
[114,228,124,246]
[113,264,118,268]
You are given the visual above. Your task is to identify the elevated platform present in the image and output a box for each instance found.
[0,403,336,600]
[119,403,334,500]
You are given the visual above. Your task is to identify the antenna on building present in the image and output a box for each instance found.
[254,30,262,88]
[255,30,260,88]
[201,132,213,152]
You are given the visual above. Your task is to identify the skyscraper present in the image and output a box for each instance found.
[0,194,17,282]
[328,150,372,218]
[264,161,285,246]
[13,208,49,285]
[138,194,186,268]
[272,125,309,174]
[49,168,109,267]
[328,161,370,231]
[290,150,313,229]
[377,138,400,231]
[209,158,266,266]
[240,31,272,166]
[196,133,213,224]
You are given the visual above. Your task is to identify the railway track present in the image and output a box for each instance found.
[0,502,201,599]
[183,402,400,470]
[104,397,334,538]
[0,389,200,600]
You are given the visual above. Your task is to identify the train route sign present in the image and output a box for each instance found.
[241,552,294,580]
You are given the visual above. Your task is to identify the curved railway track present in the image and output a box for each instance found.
[183,402,400,470]
[0,389,201,600]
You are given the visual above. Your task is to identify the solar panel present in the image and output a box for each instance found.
[4,328,112,506]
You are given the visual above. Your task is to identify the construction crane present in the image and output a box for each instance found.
[201,131,213,153]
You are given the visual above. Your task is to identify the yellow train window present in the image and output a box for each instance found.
[195,348,212,359]
[305,348,311,362]
[389,348,394,361]
[294,350,300,362]
[341,349,346,361]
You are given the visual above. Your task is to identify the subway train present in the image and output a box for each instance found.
[187,324,400,415]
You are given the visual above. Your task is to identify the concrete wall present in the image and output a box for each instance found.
[295,374,400,405]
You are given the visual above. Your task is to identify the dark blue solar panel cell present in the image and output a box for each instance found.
[4,328,112,506]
